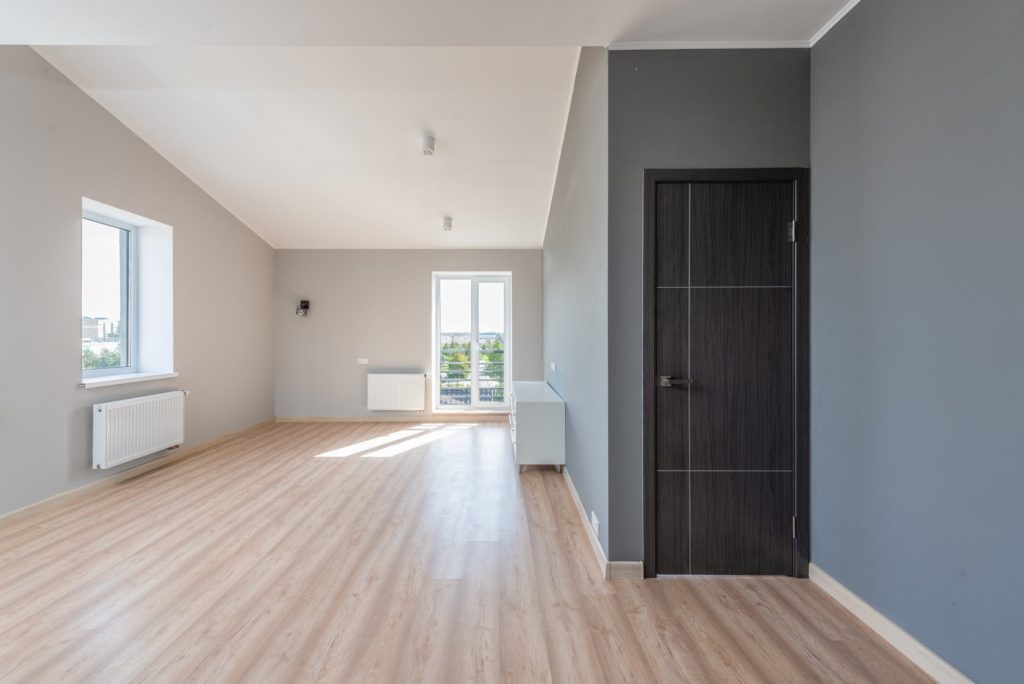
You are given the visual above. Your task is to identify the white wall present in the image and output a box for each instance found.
[275,249,543,419]
[0,47,275,516]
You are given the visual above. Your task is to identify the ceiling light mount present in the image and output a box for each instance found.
[422,133,435,156]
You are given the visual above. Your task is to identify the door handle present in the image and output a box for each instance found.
[658,376,692,388]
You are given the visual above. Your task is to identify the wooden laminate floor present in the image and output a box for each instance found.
[0,422,931,683]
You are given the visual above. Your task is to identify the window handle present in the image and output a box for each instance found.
[658,376,692,388]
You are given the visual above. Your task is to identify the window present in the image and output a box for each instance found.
[433,273,511,410]
[80,198,175,387]
[81,215,134,376]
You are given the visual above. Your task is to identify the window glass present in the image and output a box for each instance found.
[82,218,129,371]
[438,279,472,406]
[477,282,506,403]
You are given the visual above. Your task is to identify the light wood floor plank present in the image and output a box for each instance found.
[0,422,933,683]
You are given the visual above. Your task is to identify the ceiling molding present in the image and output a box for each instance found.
[607,0,862,52]
[810,0,862,46]
[608,40,810,51]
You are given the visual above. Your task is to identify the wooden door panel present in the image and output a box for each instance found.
[689,472,793,575]
[655,182,689,287]
[655,288,689,470]
[690,288,794,471]
[690,182,792,287]
[656,472,689,574]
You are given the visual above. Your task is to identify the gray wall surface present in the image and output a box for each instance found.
[607,49,810,560]
[274,249,543,419]
[542,47,610,552]
[0,47,275,517]
[811,2,1023,681]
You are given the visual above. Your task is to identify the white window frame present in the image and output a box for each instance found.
[80,198,176,389]
[432,272,512,412]
[81,211,139,379]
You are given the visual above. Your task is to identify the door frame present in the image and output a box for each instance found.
[642,168,810,578]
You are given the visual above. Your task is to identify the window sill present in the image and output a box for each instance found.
[80,371,178,389]
[432,408,510,415]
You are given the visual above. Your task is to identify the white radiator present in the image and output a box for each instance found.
[367,373,425,411]
[93,390,186,469]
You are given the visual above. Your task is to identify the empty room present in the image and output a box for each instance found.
[0,0,1020,682]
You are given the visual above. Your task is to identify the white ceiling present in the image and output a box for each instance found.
[10,1,849,47]
[38,47,580,249]
[28,2,853,248]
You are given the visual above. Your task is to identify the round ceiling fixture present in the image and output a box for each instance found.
[422,134,435,156]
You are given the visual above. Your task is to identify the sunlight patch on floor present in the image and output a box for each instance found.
[359,423,476,459]
[313,423,478,459]
[314,426,434,459]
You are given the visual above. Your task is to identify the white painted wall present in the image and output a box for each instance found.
[274,250,543,419]
[0,47,275,517]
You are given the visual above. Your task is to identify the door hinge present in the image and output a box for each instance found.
[787,220,797,243]
[792,516,797,539]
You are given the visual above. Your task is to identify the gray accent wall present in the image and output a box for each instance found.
[811,2,1024,681]
[274,249,543,419]
[608,49,810,560]
[542,47,610,552]
[0,47,275,517]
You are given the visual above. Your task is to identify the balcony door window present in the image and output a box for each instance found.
[434,273,511,410]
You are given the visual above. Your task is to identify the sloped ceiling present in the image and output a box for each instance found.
[22,1,851,247]
[38,46,579,248]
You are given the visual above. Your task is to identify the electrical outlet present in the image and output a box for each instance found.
[357,358,369,365]
[550,361,557,372]
[590,511,599,537]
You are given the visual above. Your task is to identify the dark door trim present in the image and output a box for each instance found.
[642,168,810,578]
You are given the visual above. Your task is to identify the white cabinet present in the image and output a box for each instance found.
[510,381,565,472]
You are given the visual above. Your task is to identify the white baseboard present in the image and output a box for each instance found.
[562,468,608,577]
[561,468,643,580]
[809,563,972,684]
[0,419,273,528]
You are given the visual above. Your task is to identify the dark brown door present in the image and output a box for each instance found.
[644,169,809,577]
